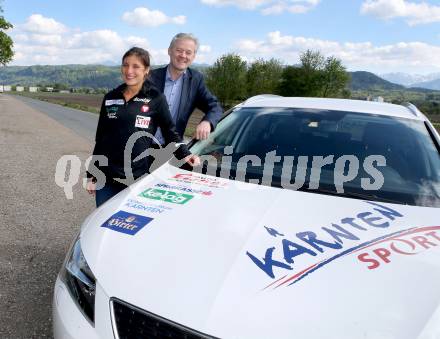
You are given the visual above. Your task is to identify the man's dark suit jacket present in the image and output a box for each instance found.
[149,66,222,138]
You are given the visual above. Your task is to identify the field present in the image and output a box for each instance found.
[11,91,104,113]
[10,91,440,133]
[351,89,440,123]
[11,91,204,137]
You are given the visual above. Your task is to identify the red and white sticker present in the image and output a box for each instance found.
[141,105,149,113]
[135,115,151,129]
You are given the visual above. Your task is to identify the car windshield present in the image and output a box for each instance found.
[182,107,440,208]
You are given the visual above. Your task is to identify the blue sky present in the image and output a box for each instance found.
[4,0,440,74]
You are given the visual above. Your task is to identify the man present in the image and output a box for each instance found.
[149,33,222,144]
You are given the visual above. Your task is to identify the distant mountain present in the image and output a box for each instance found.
[1,65,438,94]
[0,65,122,89]
[410,78,440,91]
[97,60,120,67]
[380,70,440,91]
[0,64,212,89]
[380,72,440,87]
[349,71,404,91]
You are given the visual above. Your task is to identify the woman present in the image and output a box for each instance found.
[86,47,199,207]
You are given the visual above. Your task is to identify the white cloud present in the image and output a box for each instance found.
[260,4,285,14]
[121,7,186,27]
[200,0,320,14]
[267,31,294,45]
[69,30,126,50]
[29,34,63,46]
[10,14,156,65]
[235,31,440,73]
[13,34,29,42]
[126,36,150,47]
[195,45,214,63]
[149,49,170,65]
[287,5,312,13]
[199,45,212,53]
[20,14,67,34]
[361,0,440,26]
[200,0,268,10]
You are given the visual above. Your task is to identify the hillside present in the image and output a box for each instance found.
[0,64,211,89]
[0,65,122,89]
[349,71,405,91]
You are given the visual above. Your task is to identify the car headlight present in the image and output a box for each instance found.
[60,237,96,324]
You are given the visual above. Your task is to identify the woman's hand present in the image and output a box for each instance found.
[86,180,96,195]
[184,154,201,167]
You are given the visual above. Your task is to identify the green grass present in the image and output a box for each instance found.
[45,100,100,114]
[10,91,102,114]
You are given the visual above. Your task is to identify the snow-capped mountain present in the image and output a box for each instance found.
[380,72,440,88]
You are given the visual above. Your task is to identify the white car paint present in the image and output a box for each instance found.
[53,97,440,339]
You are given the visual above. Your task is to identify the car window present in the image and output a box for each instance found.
[184,107,440,208]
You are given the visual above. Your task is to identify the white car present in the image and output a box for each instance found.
[53,96,440,339]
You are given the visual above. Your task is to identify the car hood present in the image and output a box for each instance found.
[80,164,440,339]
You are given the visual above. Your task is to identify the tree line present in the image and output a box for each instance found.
[205,50,350,108]
[0,3,12,65]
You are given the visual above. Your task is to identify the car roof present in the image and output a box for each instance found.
[240,96,426,121]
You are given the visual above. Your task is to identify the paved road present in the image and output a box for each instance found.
[0,94,95,338]
[0,94,194,338]
[11,95,98,141]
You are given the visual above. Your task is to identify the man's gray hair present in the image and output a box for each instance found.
[169,33,199,53]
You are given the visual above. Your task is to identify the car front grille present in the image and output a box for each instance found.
[111,299,218,339]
